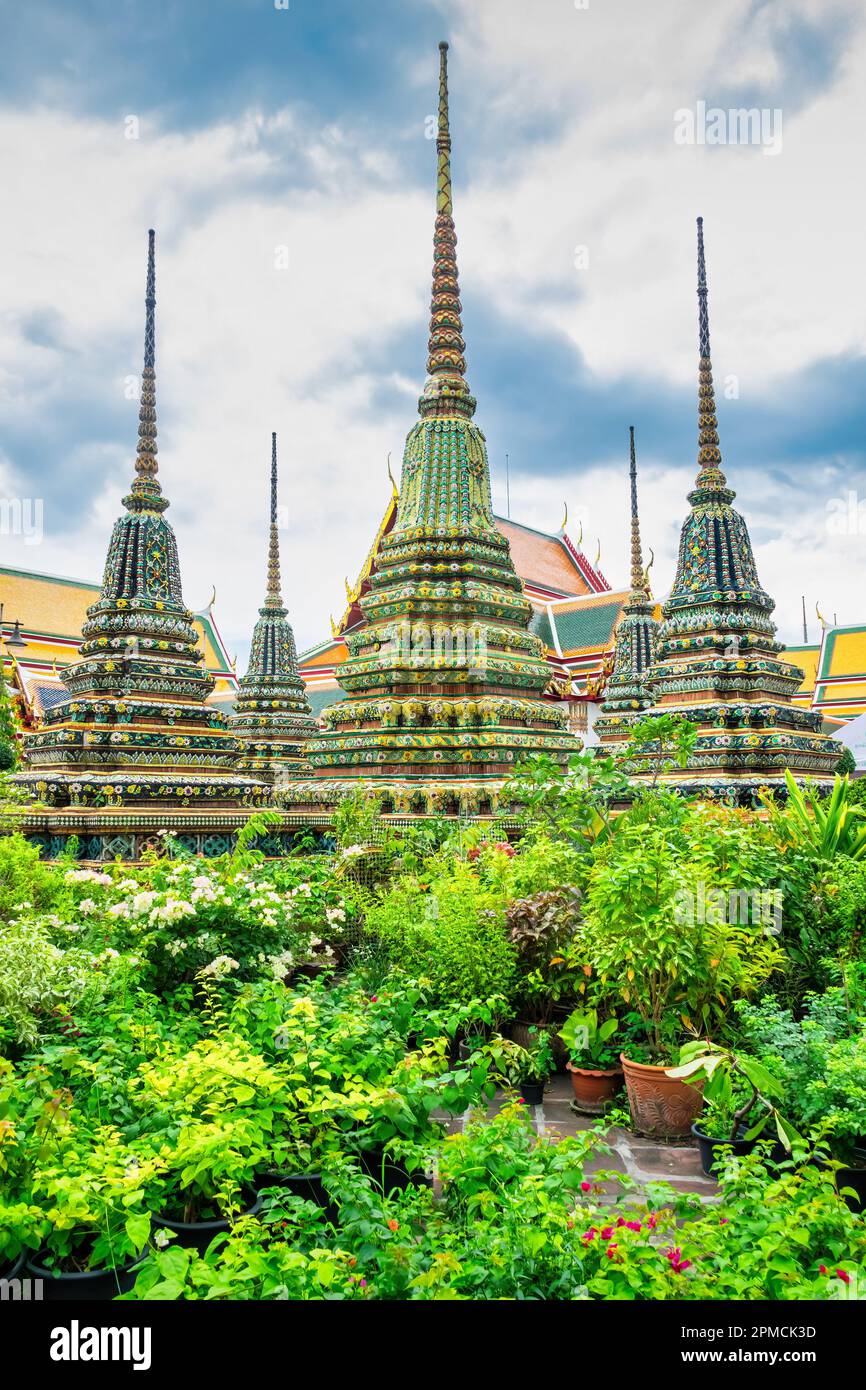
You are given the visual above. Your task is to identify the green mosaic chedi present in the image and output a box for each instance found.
[18,231,268,811]
[280,42,576,816]
[595,426,658,748]
[234,433,317,779]
[629,218,840,798]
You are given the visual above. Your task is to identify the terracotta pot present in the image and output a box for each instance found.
[567,1063,623,1114]
[620,1053,703,1139]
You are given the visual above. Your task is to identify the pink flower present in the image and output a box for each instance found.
[719,1216,729,1225]
[646,1213,659,1229]
[600,1226,614,1240]
[370,995,378,1002]
[606,1244,618,1259]
[625,1220,642,1233]
[580,1181,592,1192]
[837,1269,851,1284]
[581,1227,598,1244]
[616,1217,626,1228]
[664,1246,692,1275]
[819,1265,828,1275]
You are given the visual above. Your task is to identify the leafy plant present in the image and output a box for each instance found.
[559,1008,619,1068]
[668,1041,798,1149]
[764,771,866,861]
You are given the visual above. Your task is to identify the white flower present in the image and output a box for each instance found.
[325,906,346,925]
[191,875,214,890]
[107,902,132,919]
[64,869,112,885]
[153,1229,170,1249]
[266,949,295,980]
[131,891,158,917]
[149,898,195,925]
[200,954,240,979]
[78,899,98,916]
[340,845,365,859]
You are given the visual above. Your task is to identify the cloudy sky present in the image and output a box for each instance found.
[2,0,865,665]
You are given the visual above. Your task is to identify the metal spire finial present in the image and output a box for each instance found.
[693,216,728,493]
[436,41,452,218]
[628,426,647,597]
[127,228,165,511]
[418,41,475,421]
[264,432,283,609]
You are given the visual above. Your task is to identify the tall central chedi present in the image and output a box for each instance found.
[629,218,840,799]
[281,43,575,817]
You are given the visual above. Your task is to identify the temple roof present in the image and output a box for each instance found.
[494,517,609,599]
[811,625,866,718]
[532,593,632,657]
[0,563,237,722]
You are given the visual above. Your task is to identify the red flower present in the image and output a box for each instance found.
[581,1227,598,1244]
[719,1216,729,1225]
[837,1269,851,1284]
[646,1213,659,1229]
[600,1226,614,1240]
[387,1219,399,1232]
[616,1217,626,1228]
[580,1181,592,1192]
[625,1220,642,1233]
[606,1244,618,1259]
[819,1264,828,1275]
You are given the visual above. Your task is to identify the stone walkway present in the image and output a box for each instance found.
[447,1074,718,1201]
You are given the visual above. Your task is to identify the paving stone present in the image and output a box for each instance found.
[436,1073,718,1200]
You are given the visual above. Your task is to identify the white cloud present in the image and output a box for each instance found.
[2,0,865,661]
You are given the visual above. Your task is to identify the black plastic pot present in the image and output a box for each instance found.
[25,1253,145,1302]
[359,1149,433,1194]
[519,1080,545,1106]
[0,1250,26,1283]
[692,1122,757,1177]
[257,1171,339,1225]
[292,962,327,983]
[152,1189,262,1255]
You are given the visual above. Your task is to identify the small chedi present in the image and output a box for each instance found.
[233,433,317,780]
[280,43,576,818]
[627,218,840,799]
[594,426,658,749]
[16,231,268,857]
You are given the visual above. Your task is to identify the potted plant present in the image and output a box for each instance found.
[150,1118,264,1253]
[559,1008,622,1114]
[511,1027,556,1106]
[25,1133,156,1300]
[0,1201,40,1285]
[581,814,781,1139]
[668,1042,797,1177]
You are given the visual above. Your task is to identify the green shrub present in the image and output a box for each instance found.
[366,862,516,1012]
